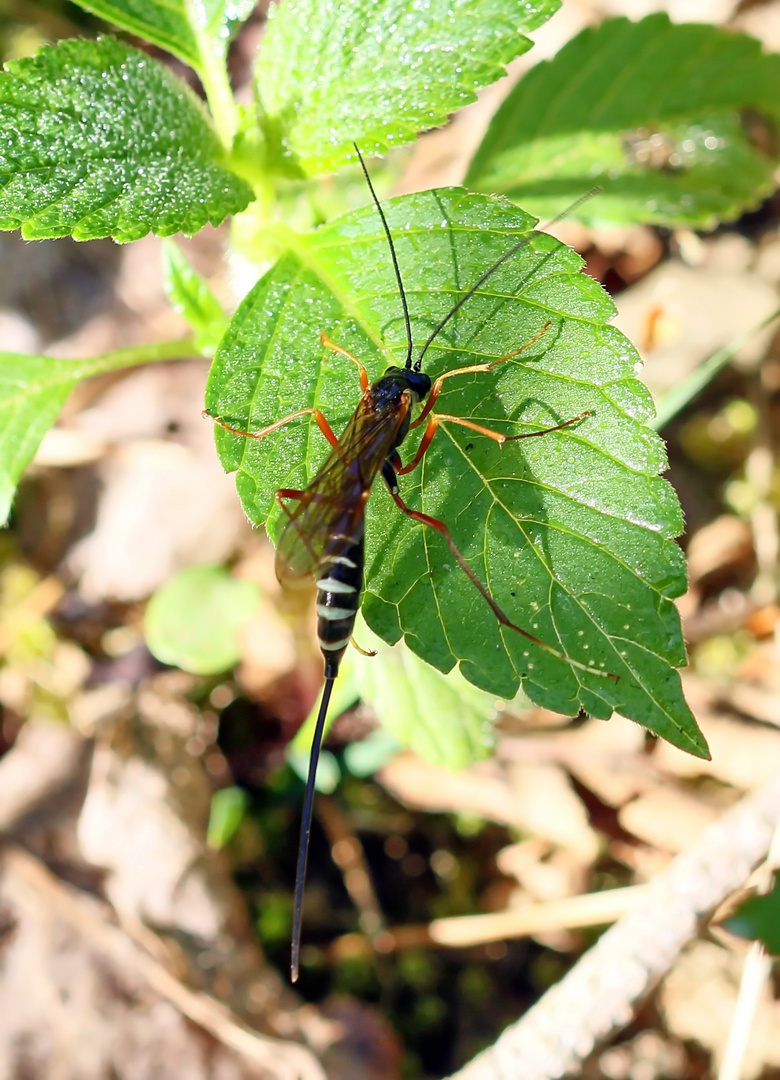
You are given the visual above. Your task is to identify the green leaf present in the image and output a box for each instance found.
[723,875,780,956]
[254,0,560,176]
[286,745,341,794]
[343,729,400,777]
[207,785,248,849]
[466,14,780,228]
[162,240,228,355]
[0,339,194,525]
[0,38,253,242]
[351,618,496,770]
[288,617,502,770]
[205,188,708,758]
[144,564,260,674]
[68,0,253,73]
[0,355,76,525]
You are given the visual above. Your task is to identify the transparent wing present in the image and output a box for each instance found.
[275,393,410,584]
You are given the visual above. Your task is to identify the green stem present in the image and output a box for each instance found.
[199,50,238,148]
[653,305,780,431]
[183,0,238,148]
[57,337,199,381]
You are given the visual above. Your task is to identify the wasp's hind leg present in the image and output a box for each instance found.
[385,484,542,643]
[351,638,377,657]
[382,469,616,681]
[398,408,590,476]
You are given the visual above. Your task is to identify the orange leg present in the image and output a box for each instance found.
[411,321,553,430]
[398,410,590,475]
[205,407,340,449]
[205,327,370,449]
[389,489,616,681]
[205,331,368,451]
[320,331,370,393]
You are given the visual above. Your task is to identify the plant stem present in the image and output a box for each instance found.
[199,50,239,148]
[183,0,238,148]
[653,305,780,431]
[62,337,198,381]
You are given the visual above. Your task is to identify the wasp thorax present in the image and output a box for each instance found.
[380,366,432,404]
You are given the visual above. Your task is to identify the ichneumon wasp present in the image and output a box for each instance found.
[208,147,613,981]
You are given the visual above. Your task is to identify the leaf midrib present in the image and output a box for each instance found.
[432,419,675,601]
[415,428,689,734]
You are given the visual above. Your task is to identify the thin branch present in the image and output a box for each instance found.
[718,818,780,1080]
[448,775,780,1080]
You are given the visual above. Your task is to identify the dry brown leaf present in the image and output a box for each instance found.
[0,308,40,353]
[378,753,531,829]
[495,838,552,881]
[504,762,600,863]
[686,515,754,585]
[732,0,780,52]
[68,439,245,601]
[608,840,673,881]
[598,1030,687,1080]
[0,719,90,836]
[654,714,780,791]
[618,788,721,854]
[552,719,651,809]
[378,755,599,862]
[0,846,323,1080]
[660,941,780,1079]
[320,998,403,1080]
[77,716,228,939]
[613,261,778,398]
[726,681,780,727]
[394,0,594,195]
[734,640,780,686]
[63,362,248,600]
[76,699,269,1019]
[238,606,298,696]
[498,719,653,812]
[507,847,590,903]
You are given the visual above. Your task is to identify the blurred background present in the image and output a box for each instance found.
[1,0,780,1077]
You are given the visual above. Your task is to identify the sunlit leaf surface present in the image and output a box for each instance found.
[206,189,707,757]
[68,0,254,72]
[0,38,252,241]
[254,0,560,175]
[467,14,780,228]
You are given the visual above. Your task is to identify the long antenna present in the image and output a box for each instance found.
[290,675,335,983]
[353,143,415,369]
[415,186,602,372]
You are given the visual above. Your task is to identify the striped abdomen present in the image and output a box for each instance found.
[315,531,364,679]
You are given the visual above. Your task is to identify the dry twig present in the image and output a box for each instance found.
[448,775,780,1080]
